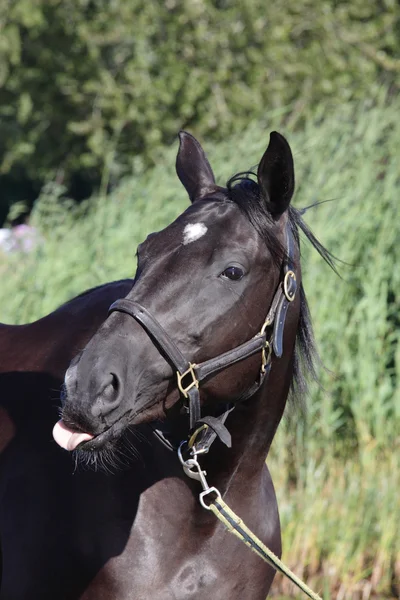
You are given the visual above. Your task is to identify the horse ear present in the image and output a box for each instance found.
[257,132,295,219]
[176,131,217,202]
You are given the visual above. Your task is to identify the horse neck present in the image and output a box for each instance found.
[0,280,133,376]
[0,322,38,372]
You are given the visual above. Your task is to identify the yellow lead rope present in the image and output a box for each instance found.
[208,496,322,600]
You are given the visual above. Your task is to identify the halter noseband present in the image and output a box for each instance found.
[108,223,297,452]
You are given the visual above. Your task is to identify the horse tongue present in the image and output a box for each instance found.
[52,420,93,451]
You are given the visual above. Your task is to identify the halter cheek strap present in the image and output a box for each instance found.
[108,223,297,452]
[272,223,297,357]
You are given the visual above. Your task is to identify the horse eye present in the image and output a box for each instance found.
[221,266,244,281]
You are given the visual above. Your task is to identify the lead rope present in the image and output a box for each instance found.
[178,442,322,600]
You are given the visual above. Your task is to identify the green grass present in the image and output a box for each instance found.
[1,91,399,598]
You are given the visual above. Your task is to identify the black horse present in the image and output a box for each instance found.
[0,134,329,600]
[50,131,332,599]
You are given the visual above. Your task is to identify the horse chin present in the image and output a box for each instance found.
[71,413,141,473]
[74,410,133,453]
[55,396,167,471]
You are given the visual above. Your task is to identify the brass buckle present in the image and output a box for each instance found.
[283,270,296,302]
[177,363,199,398]
[261,340,272,375]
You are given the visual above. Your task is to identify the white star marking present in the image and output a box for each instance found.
[182,223,208,245]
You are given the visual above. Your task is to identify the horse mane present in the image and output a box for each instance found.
[226,173,337,404]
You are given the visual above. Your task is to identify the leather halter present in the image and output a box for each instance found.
[108,223,297,451]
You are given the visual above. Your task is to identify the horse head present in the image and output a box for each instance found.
[53,131,301,454]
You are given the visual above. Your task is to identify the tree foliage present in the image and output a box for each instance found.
[0,0,399,217]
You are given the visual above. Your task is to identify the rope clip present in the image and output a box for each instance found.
[178,441,221,510]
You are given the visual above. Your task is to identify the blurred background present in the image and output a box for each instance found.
[0,1,399,598]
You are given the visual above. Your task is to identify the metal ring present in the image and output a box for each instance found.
[188,424,209,450]
[199,487,222,510]
[260,316,273,336]
[283,270,296,302]
[261,340,272,374]
[177,440,189,465]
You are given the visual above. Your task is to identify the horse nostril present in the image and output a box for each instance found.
[110,373,119,394]
[91,372,122,418]
[103,373,120,404]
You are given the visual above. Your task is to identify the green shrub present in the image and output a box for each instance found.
[0,0,399,217]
